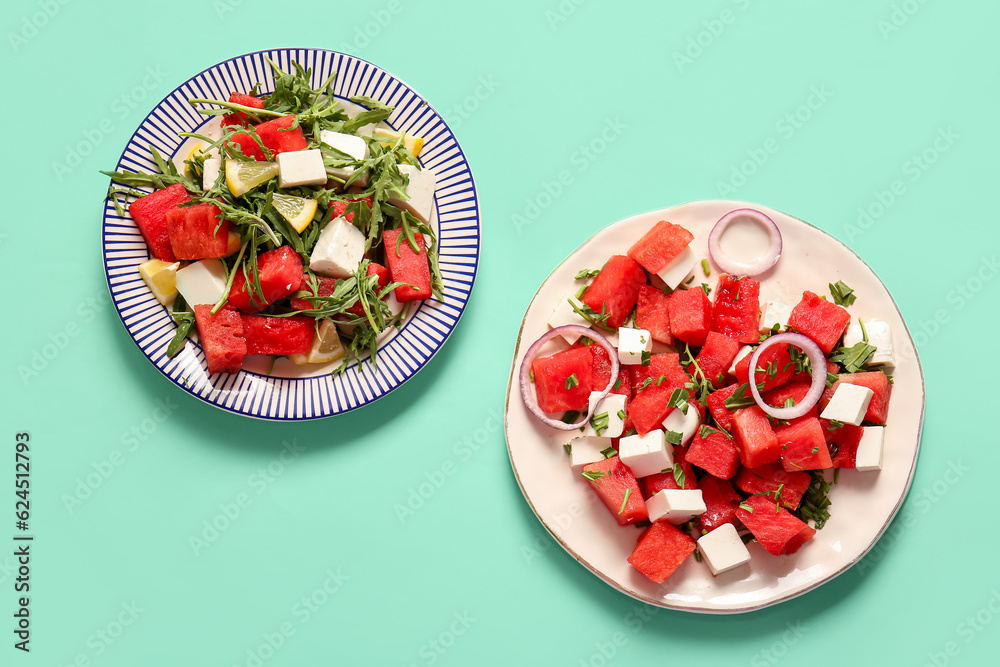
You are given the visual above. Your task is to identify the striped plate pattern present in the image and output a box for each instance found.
[102,49,480,420]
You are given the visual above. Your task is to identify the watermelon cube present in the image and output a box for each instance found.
[640,464,696,499]
[787,290,851,353]
[531,346,593,414]
[583,457,648,526]
[635,285,673,345]
[775,417,833,471]
[711,275,761,344]
[221,93,265,127]
[737,495,816,555]
[193,305,246,374]
[383,229,433,302]
[732,406,780,469]
[697,476,741,532]
[734,462,811,510]
[686,428,741,479]
[706,383,741,432]
[254,115,308,154]
[241,315,314,356]
[669,287,712,346]
[693,331,741,388]
[129,183,190,262]
[824,419,864,468]
[626,220,695,276]
[580,255,647,329]
[833,372,891,424]
[228,246,306,313]
[590,343,613,390]
[166,202,233,260]
[628,521,696,584]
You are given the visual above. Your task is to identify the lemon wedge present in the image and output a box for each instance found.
[226,160,278,197]
[291,320,347,365]
[138,259,181,305]
[271,193,318,233]
[373,128,424,157]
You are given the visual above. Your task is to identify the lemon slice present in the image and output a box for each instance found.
[138,259,181,305]
[226,160,278,197]
[373,128,424,157]
[291,320,347,365]
[271,193,318,233]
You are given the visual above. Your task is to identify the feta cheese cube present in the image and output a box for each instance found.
[547,292,591,343]
[820,382,874,426]
[855,426,885,471]
[309,216,366,278]
[568,436,612,469]
[759,300,792,333]
[646,489,706,524]
[175,259,228,306]
[617,327,652,365]
[202,157,222,191]
[584,392,626,438]
[618,430,673,479]
[729,345,753,375]
[319,130,370,185]
[697,523,751,575]
[662,404,701,446]
[656,246,699,289]
[844,318,895,368]
[388,164,437,223]
[277,149,327,188]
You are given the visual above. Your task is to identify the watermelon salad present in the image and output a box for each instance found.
[104,58,441,375]
[519,209,894,584]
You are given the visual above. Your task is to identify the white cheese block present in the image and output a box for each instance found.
[662,404,701,446]
[855,426,885,471]
[656,246,699,289]
[309,216,366,278]
[618,430,673,479]
[729,345,753,375]
[759,300,792,333]
[388,164,437,223]
[175,259,228,306]
[583,392,626,438]
[547,293,591,343]
[202,157,222,191]
[646,488,706,524]
[320,130,370,184]
[697,523,751,575]
[820,382,874,426]
[843,318,895,368]
[568,436,612,469]
[617,327,652,365]
[277,149,327,188]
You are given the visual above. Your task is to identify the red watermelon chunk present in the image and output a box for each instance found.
[737,495,816,555]
[630,352,685,392]
[229,130,268,161]
[733,342,795,392]
[834,372,891,424]
[628,521,696,584]
[640,463,696,499]
[775,417,833,471]
[824,419,864,468]
[628,353,691,435]
[583,457,647,526]
[669,287,712,346]
[193,305,246,374]
[712,275,761,343]
[788,290,851,353]
[734,462,811,510]
[693,331,740,388]
[166,202,234,260]
[228,246,306,313]
[706,383,741,432]
[129,183,189,262]
[732,406,780,469]
[531,346,593,414]
[241,315,314,356]
[290,274,337,311]
[761,381,817,418]
[698,476,741,532]
[635,285,673,345]
[383,229,433,302]
[686,428,741,479]
[590,343,613,390]
[626,220,694,275]
[581,255,647,329]
[254,115,307,154]
[221,93,265,127]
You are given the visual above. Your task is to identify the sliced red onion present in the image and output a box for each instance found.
[708,208,782,277]
[520,325,620,431]
[748,332,826,420]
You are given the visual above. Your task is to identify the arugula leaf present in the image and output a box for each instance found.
[829,342,876,373]
[829,280,857,306]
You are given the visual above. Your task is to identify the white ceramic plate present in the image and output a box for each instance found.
[102,49,480,420]
[504,200,924,613]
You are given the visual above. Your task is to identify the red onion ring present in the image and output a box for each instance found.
[519,325,620,431]
[748,332,826,420]
[708,208,782,277]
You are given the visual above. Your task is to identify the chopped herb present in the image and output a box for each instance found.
[829,280,857,306]
[783,397,796,408]
[693,550,703,562]
[561,410,581,424]
[618,488,632,515]
[701,283,712,296]
[698,424,717,438]
[684,275,696,285]
[622,427,637,438]
[569,300,614,331]
[590,411,610,436]
[794,471,833,529]
[575,269,600,280]
[672,463,686,488]
[811,446,819,454]
[834,469,840,484]
[617,409,626,420]
[613,377,624,390]
[829,342,876,373]
[563,443,572,455]
[529,369,535,382]
[724,383,755,410]
[565,373,579,389]
[858,317,869,343]
[826,420,845,431]
[582,470,605,483]
[739,502,753,513]
[667,387,690,414]
[664,430,683,446]
[826,372,839,387]
[701,258,711,276]
[641,350,652,366]
[600,447,617,459]
[785,343,811,376]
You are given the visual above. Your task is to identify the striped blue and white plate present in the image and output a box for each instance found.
[102,48,480,420]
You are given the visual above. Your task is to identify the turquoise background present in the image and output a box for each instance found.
[1,0,997,664]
